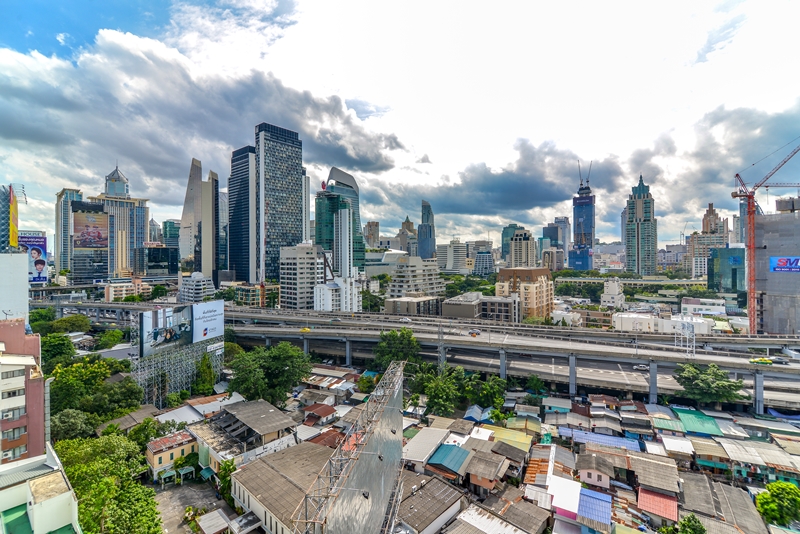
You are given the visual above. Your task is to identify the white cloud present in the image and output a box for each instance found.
[55,33,69,46]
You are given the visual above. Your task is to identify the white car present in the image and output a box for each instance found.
[632,364,649,371]
[399,317,412,323]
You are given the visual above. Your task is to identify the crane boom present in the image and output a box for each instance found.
[754,143,800,191]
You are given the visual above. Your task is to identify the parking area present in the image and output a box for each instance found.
[154,481,234,533]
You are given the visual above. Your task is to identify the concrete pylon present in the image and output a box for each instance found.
[499,349,506,380]
[569,354,577,397]
[265,337,271,347]
[303,338,309,355]
[346,339,352,366]
[649,361,658,404]
[754,370,764,415]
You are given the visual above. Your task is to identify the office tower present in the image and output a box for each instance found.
[554,217,571,258]
[162,219,181,248]
[179,158,220,282]
[436,238,468,273]
[177,272,216,303]
[418,200,436,259]
[501,223,523,261]
[228,146,257,283]
[509,229,537,268]
[708,246,746,294]
[731,215,741,243]
[542,223,562,254]
[55,188,83,272]
[401,216,416,236]
[302,170,310,244]
[218,191,229,272]
[473,250,495,276]
[255,122,305,282]
[0,320,46,464]
[364,221,380,248]
[134,244,179,276]
[620,207,628,247]
[466,240,492,258]
[687,203,730,278]
[624,175,658,276]
[314,204,362,312]
[69,201,110,285]
[702,203,729,235]
[315,168,366,272]
[87,166,149,276]
[149,218,162,243]
[569,177,595,271]
[280,243,326,309]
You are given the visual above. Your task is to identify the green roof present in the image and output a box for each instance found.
[1,504,32,534]
[427,444,472,475]
[652,418,685,433]
[671,408,723,436]
[403,427,420,440]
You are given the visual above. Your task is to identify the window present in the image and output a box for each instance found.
[1,407,25,421]
[597,474,603,482]
[2,426,26,441]
[158,457,162,465]
[191,444,195,453]
[586,471,592,479]
[2,388,24,399]
[181,449,185,456]
[170,452,174,461]
[1,369,25,379]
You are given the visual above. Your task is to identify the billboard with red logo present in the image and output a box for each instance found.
[771,257,800,273]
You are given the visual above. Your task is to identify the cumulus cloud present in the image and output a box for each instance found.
[416,154,432,164]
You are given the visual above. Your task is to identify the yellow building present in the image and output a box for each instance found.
[234,284,280,307]
[495,267,554,319]
[146,430,196,481]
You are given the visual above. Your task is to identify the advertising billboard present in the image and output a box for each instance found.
[18,235,48,283]
[8,185,18,248]
[770,257,800,273]
[192,300,225,343]
[73,212,109,250]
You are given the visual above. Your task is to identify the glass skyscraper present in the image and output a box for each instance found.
[315,169,366,272]
[55,188,83,272]
[501,223,524,261]
[228,146,257,283]
[418,200,436,259]
[569,178,595,270]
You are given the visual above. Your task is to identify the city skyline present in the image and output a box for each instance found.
[2,2,800,247]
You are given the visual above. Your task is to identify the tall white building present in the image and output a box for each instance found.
[436,238,468,274]
[54,188,83,273]
[314,277,362,313]
[554,216,571,258]
[280,243,326,310]
[600,277,626,308]
[387,256,445,298]
[178,272,216,303]
[509,229,537,268]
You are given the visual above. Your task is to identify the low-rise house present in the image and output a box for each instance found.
[298,388,336,407]
[402,427,450,473]
[660,435,695,465]
[689,437,730,473]
[334,403,364,432]
[577,488,613,533]
[620,412,654,441]
[187,400,297,475]
[589,394,619,410]
[445,504,535,534]
[514,404,541,419]
[146,430,197,482]
[464,405,493,423]
[425,444,474,484]
[466,451,508,497]
[156,392,247,426]
[545,412,590,430]
[482,486,549,534]
[303,403,337,426]
[96,404,159,435]
[491,441,527,479]
[637,488,678,529]
[397,472,466,534]
[447,418,475,437]
[546,475,582,520]
[651,417,686,437]
[542,397,572,414]
[481,425,533,453]
[576,453,614,489]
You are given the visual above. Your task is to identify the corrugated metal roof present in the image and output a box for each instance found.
[652,418,685,432]
[428,444,473,476]
[577,488,612,529]
[542,397,572,409]
[672,408,723,436]
[690,437,729,459]
[660,435,695,455]
[638,488,678,522]
[714,419,749,439]
[403,427,449,463]
[558,427,640,451]
[644,404,676,419]
[715,438,766,465]
[0,464,56,491]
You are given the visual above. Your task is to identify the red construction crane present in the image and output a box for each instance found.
[732,142,800,334]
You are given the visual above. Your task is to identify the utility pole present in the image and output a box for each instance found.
[438,323,447,373]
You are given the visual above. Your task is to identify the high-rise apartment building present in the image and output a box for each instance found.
[624,175,658,276]
[418,200,436,259]
[218,191,229,272]
[495,267,554,319]
[620,207,628,246]
[542,248,564,272]
[177,272,216,303]
[228,146,257,283]
[436,238,468,274]
[55,188,83,272]
[542,223,562,255]
[554,216,571,259]
[255,122,306,282]
[466,240,493,258]
[162,219,181,248]
[501,223,523,261]
[472,251,494,276]
[364,221,380,248]
[387,256,445,298]
[87,166,149,276]
[702,203,729,235]
[687,203,729,278]
[179,159,220,283]
[569,178,595,271]
[280,243,326,310]
[509,229,537,268]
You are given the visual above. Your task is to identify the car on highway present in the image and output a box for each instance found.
[770,357,790,365]
[632,364,649,371]
[331,318,342,322]
[300,327,311,333]
[749,357,773,365]
[399,317,412,323]
[468,329,481,336]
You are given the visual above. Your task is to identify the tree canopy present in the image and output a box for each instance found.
[374,328,420,369]
[41,333,76,374]
[228,342,312,407]
[674,363,746,404]
[51,409,98,441]
[51,314,92,333]
[756,481,800,526]
[193,353,216,396]
[425,371,459,417]
[55,435,161,533]
[94,329,124,350]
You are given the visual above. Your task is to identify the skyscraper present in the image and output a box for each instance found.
[324,167,366,263]
[255,122,306,282]
[218,191,229,272]
[162,219,181,248]
[542,223,562,253]
[509,229,537,268]
[569,177,595,271]
[55,188,83,272]
[228,146,257,283]
[501,223,523,262]
[315,168,366,273]
[624,175,658,276]
[179,159,203,261]
[178,158,220,282]
[87,167,149,276]
[364,221,380,248]
[418,200,436,259]
[149,218,162,243]
[554,216,571,258]
[620,207,628,245]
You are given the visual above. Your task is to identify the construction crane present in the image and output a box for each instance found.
[732,141,800,334]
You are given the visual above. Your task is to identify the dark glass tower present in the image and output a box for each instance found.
[229,146,257,283]
[418,200,436,259]
[568,178,595,270]
[501,223,523,261]
[255,123,304,282]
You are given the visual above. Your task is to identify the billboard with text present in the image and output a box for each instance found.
[192,300,225,343]
[73,212,109,250]
[18,235,48,283]
[771,257,800,273]
[139,300,225,357]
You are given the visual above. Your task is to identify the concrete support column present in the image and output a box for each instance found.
[303,338,309,355]
[116,310,121,321]
[95,309,100,322]
[569,354,577,397]
[649,361,658,405]
[265,337,271,348]
[754,370,764,415]
[56,305,64,319]
[499,349,506,380]
[346,339,352,367]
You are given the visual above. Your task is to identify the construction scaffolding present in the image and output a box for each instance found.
[129,311,223,408]
[293,361,405,534]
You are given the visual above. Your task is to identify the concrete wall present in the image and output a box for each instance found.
[29,485,79,534]
[0,255,29,322]
[756,210,800,334]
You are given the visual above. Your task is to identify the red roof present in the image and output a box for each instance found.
[637,488,678,522]
[309,430,345,448]
[304,403,336,417]
[147,430,194,453]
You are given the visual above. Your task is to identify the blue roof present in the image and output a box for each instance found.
[464,404,485,422]
[558,427,641,451]
[578,488,612,525]
[427,444,472,475]
[479,407,494,424]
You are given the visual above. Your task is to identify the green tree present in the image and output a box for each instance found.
[425,371,458,417]
[228,342,312,407]
[674,363,745,404]
[520,394,541,407]
[123,294,143,302]
[51,358,111,413]
[477,375,507,408]
[51,314,92,333]
[214,287,235,301]
[357,374,376,394]
[362,290,385,312]
[489,407,511,427]
[51,409,98,441]
[756,481,800,526]
[94,329,124,350]
[54,435,161,533]
[41,333,76,374]
[224,342,244,364]
[150,285,168,300]
[101,423,122,436]
[678,513,706,534]
[224,327,236,343]
[30,321,54,335]
[166,392,184,408]
[218,459,237,508]
[526,374,546,393]
[193,354,216,396]
[30,306,56,323]
[374,328,421,369]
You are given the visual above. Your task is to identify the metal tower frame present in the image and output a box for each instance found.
[674,322,696,359]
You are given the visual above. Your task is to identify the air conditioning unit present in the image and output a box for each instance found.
[2,451,12,459]
[1,413,13,420]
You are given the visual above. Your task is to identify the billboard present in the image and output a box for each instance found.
[139,300,225,357]
[18,235,48,283]
[73,212,109,250]
[8,185,18,248]
[770,257,800,273]
[192,300,225,343]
